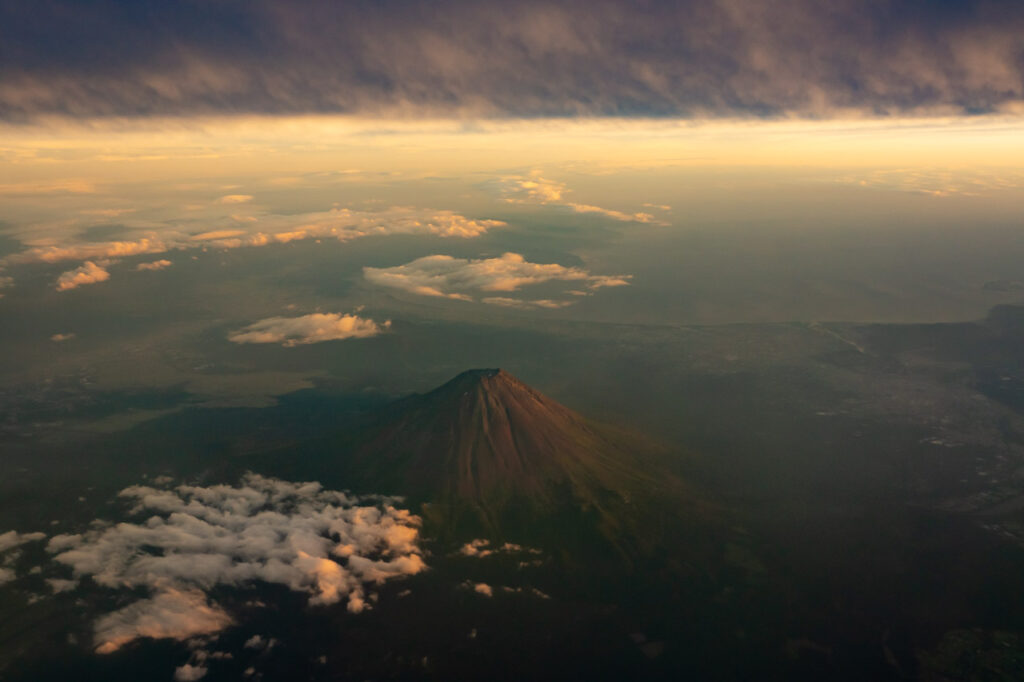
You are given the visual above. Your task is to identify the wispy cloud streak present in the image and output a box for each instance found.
[2,1,1023,120]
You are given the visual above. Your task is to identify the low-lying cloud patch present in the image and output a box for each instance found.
[497,172,660,224]
[27,474,425,654]
[136,259,173,271]
[0,530,47,553]
[458,539,543,558]
[228,312,390,346]
[364,252,630,307]
[6,207,504,267]
[55,260,110,291]
[3,206,505,292]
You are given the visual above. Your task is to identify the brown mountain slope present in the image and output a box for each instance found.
[340,369,693,544]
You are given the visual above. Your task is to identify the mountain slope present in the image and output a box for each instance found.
[330,369,693,548]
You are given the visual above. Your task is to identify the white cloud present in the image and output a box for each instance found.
[458,539,543,558]
[364,253,630,304]
[136,259,173,271]
[94,587,233,655]
[18,239,169,265]
[50,333,76,342]
[43,474,425,653]
[228,312,390,347]
[55,261,110,291]
[2,207,505,294]
[0,530,47,553]
[7,208,502,268]
[243,634,276,650]
[497,172,660,224]
[46,577,79,593]
[217,194,253,204]
[0,567,15,585]
[174,663,209,681]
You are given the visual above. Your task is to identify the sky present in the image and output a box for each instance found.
[3,0,1024,120]
[3,3,1024,678]
[1,0,1024,401]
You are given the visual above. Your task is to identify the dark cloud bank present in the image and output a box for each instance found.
[2,0,1023,121]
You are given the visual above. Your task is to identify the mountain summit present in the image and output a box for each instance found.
[340,369,679,543]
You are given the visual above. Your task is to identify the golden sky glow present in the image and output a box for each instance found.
[3,117,1024,186]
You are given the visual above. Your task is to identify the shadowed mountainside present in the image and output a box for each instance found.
[270,369,709,554]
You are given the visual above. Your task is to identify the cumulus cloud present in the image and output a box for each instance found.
[3,1,1024,120]
[55,261,111,291]
[94,587,234,655]
[136,259,173,271]
[498,173,659,224]
[469,582,493,597]
[228,312,390,346]
[174,663,209,681]
[0,530,47,553]
[0,567,15,585]
[42,474,424,653]
[364,252,630,305]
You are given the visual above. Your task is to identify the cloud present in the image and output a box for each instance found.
[465,582,494,597]
[41,474,425,653]
[55,261,110,291]
[190,230,246,241]
[94,587,234,655]
[481,297,574,310]
[174,663,209,681]
[217,195,253,204]
[243,634,277,651]
[0,567,15,585]
[498,173,659,224]
[4,207,503,267]
[136,259,173,271]
[3,1,1024,120]
[50,332,76,342]
[16,239,169,265]
[228,312,390,346]
[458,539,543,558]
[0,530,47,553]
[364,252,630,304]
[46,577,79,593]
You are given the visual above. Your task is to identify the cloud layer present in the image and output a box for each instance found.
[364,252,630,305]
[1,206,503,293]
[7,207,503,267]
[228,313,390,346]
[2,0,1024,120]
[41,474,425,653]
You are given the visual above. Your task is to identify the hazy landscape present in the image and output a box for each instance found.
[4,1,1024,680]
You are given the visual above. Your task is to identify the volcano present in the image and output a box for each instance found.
[327,369,690,546]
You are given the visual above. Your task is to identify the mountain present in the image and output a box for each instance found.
[324,369,696,549]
